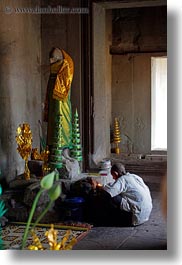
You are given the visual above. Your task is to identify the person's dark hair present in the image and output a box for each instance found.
[111,163,126,176]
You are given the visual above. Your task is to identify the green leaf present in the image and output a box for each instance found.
[40,171,55,190]
[0,201,7,217]
[48,184,61,201]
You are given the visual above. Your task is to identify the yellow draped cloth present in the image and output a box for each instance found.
[52,49,74,101]
[44,49,74,149]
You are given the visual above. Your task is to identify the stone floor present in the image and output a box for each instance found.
[73,175,167,250]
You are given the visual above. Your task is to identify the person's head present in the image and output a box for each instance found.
[49,47,63,64]
[111,163,126,180]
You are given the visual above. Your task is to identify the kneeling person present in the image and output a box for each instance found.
[103,163,153,226]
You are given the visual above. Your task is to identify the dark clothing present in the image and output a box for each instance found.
[84,187,132,227]
[61,179,133,227]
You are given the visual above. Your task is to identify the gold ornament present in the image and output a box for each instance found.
[31,148,42,160]
[28,224,77,250]
[40,146,51,176]
[16,123,32,180]
[113,117,121,154]
[31,146,50,176]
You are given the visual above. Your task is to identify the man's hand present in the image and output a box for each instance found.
[91,179,99,189]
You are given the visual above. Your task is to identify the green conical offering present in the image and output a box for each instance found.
[50,115,63,169]
[71,109,82,161]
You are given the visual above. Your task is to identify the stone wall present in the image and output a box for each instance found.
[0,0,41,182]
[111,6,167,54]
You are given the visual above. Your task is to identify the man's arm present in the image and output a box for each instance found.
[103,178,123,197]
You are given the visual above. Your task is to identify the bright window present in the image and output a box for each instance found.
[151,57,167,151]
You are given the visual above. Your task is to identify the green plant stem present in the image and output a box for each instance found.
[21,188,44,249]
[31,200,53,230]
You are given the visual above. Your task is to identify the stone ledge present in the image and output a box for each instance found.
[110,155,167,174]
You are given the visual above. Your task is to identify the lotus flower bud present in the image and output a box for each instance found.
[48,184,61,201]
[40,171,55,190]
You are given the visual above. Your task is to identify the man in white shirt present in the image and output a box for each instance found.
[103,163,153,226]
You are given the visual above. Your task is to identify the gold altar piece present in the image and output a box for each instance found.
[28,224,77,250]
[113,117,121,154]
[40,146,51,176]
[16,123,32,180]
[31,146,50,176]
[31,148,42,160]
